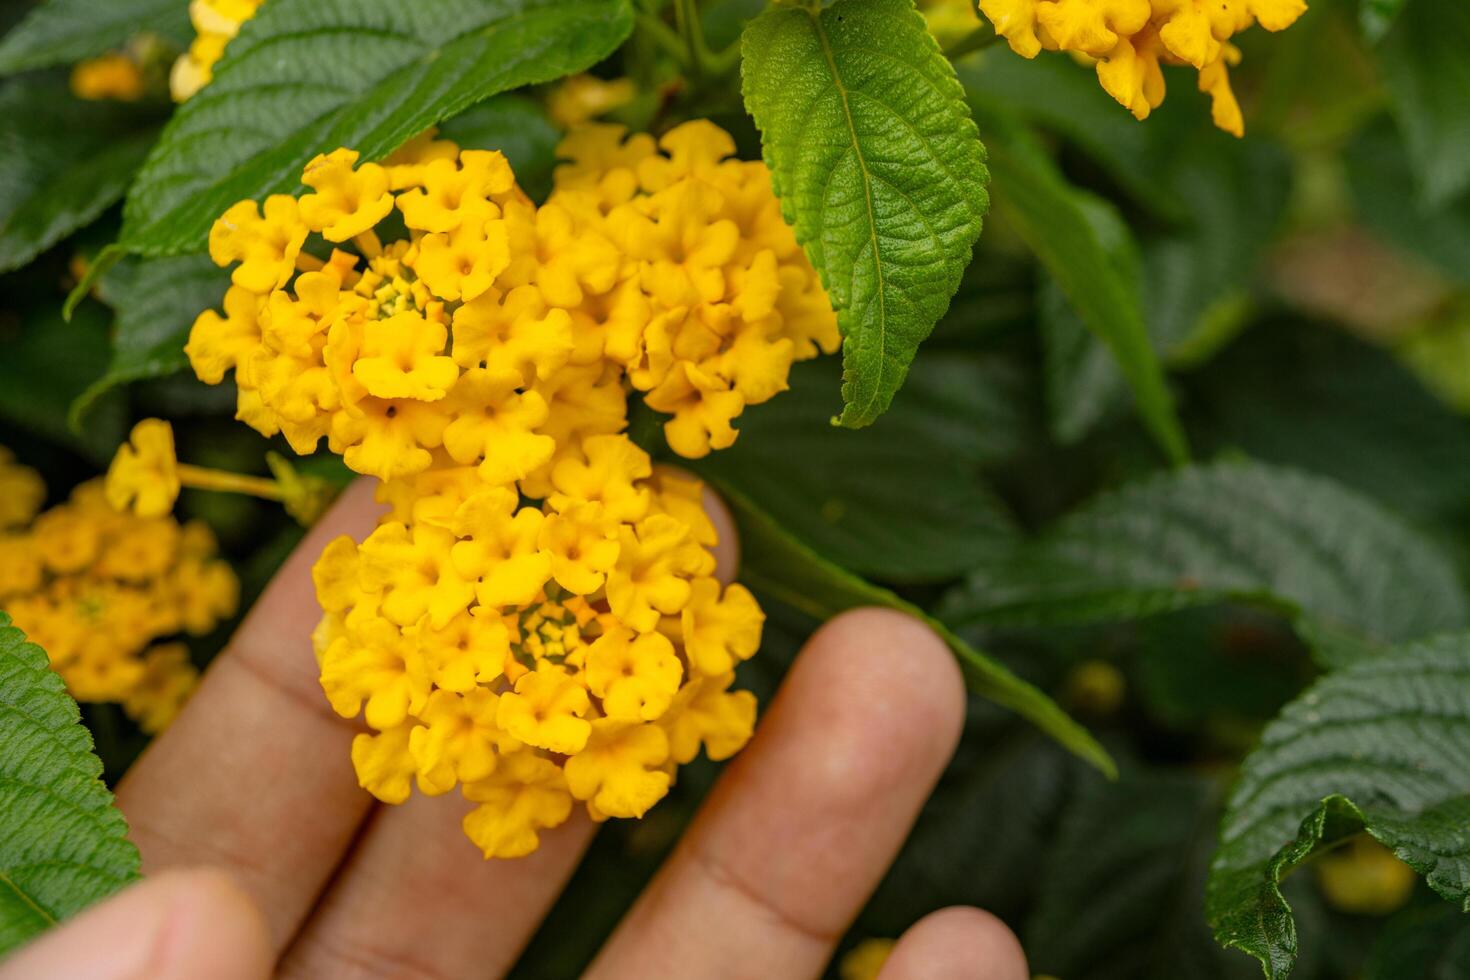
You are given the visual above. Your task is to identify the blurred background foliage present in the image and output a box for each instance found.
[2,0,1468,975]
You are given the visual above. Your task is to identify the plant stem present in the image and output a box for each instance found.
[943,23,1001,60]
[176,464,284,501]
[674,0,711,82]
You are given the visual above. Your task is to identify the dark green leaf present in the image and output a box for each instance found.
[70,253,230,426]
[1208,634,1470,977]
[118,0,634,256]
[0,612,140,955]
[940,460,1469,666]
[0,77,157,273]
[1379,0,1470,206]
[719,483,1114,776]
[693,355,1019,583]
[1345,118,1470,287]
[1039,192,1136,444]
[0,0,190,74]
[1029,771,1258,980]
[972,104,1188,464]
[437,93,561,202]
[0,302,125,462]
[1364,904,1470,980]
[740,0,989,427]
[1359,0,1408,44]
[1190,320,1470,523]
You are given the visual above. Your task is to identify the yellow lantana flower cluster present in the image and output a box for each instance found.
[186,119,834,856]
[0,449,238,733]
[170,0,264,101]
[978,0,1308,135]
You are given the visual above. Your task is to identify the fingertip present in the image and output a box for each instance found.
[880,907,1028,980]
[803,607,967,763]
[700,482,739,585]
[150,869,273,979]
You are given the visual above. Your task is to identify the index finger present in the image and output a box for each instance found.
[116,479,385,950]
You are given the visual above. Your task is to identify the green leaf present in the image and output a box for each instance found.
[1379,0,1470,206]
[0,0,190,74]
[972,103,1189,464]
[0,612,140,956]
[70,253,231,427]
[0,77,157,273]
[1345,118,1470,287]
[717,482,1115,776]
[1364,904,1470,979]
[1359,0,1409,44]
[1039,192,1137,444]
[693,355,1019,583]
[0,302,126,462]
[1191,319,1470,524]
[939,460,1469,666]
[1028,771,1259,980]
[117,0,633,256]
[868,732,1083,929]
[1207,634,1470,977]
[740,0,989,428]
[437,93,561,202]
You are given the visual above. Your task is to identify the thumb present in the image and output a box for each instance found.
[0,869,271,980]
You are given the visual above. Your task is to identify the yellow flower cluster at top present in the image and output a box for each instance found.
[978,0,1307,135]
[170,0,264,101]
[185,119,836,856]
[0,446,238,733]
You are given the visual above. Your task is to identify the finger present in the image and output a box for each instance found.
[116,479,385,950]
[0,869,271,980]
[587,607,966,979]
[276,479,736,978]
[878,908,1028,980]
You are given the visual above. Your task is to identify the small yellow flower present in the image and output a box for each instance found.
[538,501,619,596]
[351,723,418,804]
[496,663,592,754]
[105,419,181,518]
[563,718,671,819]
[606,514,705,633]
[585,627,683,722]
[0,448,45,530]
[71,53,146,102]
[409,688,515,795]
[351,311,460,402]
[208,196,307,294]
[299,148,396,242]
[662,671,757,764]
[441,368,556,484]
[358,521,474,629]
[449,488,552,609]
[682,579,764,677]
[462,750,574,859]
[319,619,432,730]
[547,74,636,129]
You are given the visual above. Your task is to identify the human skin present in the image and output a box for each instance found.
[0,480,1028,980]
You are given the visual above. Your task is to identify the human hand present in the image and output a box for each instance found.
[0,481,1027,980]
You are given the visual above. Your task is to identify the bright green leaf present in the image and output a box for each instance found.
[973,103,1189,464]
[715,482,1114,776]
[1207,634,1470,977]
[1379,0,1470,206]
[693,355,1020,583]
[740,0,989,428]
[117,0,633,256]
[939,460,1469,666]
[0,612,140,956]
[0,0,190,74]
[0,77,158,273]
[70,253,231,427]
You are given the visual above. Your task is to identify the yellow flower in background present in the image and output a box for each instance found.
[0,447,46,530]
[839,938,897,980]
[547,74,637,129]
[184,118,832,857]
[976,0,1308,135]
[106,419,181,518]
[171,0,265,101]
[70,53,146,101]
[0,447,236,731]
